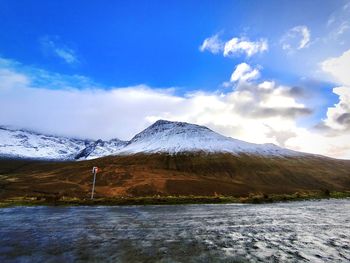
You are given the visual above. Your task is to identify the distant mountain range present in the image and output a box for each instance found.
[1,120,350,199]
[0,120,304,160]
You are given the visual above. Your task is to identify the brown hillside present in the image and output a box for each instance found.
[0,153,350,199]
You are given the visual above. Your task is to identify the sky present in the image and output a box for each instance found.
[0,0,350,158]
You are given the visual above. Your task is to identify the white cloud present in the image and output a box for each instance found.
[336,21,350,37]
[323,87,350,131]
[327,17,336,27]
[321,49,350,86]
[230,63,260,82]
[40,36,79,65]
[326,1,350,40]
[1,56,350,159]
[298,27,311,48]
[312,49,350,158]
[223,37,268,57]
[53,48,78,64]
[199,34,224,54]
[0,68,29,89]
[287,128,350,159]
[199,34,268,57]
[281,25,311,51]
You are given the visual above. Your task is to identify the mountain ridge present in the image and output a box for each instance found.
[1,120,309,160]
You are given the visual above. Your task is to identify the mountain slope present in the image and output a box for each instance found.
[0,153,349,199]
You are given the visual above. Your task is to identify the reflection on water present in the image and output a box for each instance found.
[0,199,349,262]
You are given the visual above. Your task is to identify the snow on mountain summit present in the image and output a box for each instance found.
[118,120,300,156]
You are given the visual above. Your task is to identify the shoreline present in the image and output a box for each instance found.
[1,191,350,208]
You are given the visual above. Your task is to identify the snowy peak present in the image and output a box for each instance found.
[130,120,214,143]
[121,120,300,156]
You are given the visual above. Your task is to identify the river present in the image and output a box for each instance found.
[0,199,349,262]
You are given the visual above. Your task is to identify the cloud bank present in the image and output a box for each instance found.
[318,49,350,135]
[1,54,350,158]
[321,49,350,86]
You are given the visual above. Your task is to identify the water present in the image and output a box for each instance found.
[0,199,349,262]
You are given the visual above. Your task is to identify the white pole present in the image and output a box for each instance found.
[91,169,97,200]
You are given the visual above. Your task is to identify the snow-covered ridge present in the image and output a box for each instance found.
[0,126,126,160]
[0,120,303,160]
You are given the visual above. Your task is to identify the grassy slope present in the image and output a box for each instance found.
[0,153,350,201]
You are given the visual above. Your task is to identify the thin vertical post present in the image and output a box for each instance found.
[91,169,97,200]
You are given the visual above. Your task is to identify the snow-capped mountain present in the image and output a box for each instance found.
[0,126,126,160]
[0,120,303,160]
[119,120,300,156]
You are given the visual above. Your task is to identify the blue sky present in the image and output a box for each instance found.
[0,0,346,88]
[0,0,350,158]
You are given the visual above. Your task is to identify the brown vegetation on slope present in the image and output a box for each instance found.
[0,153,350,199]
